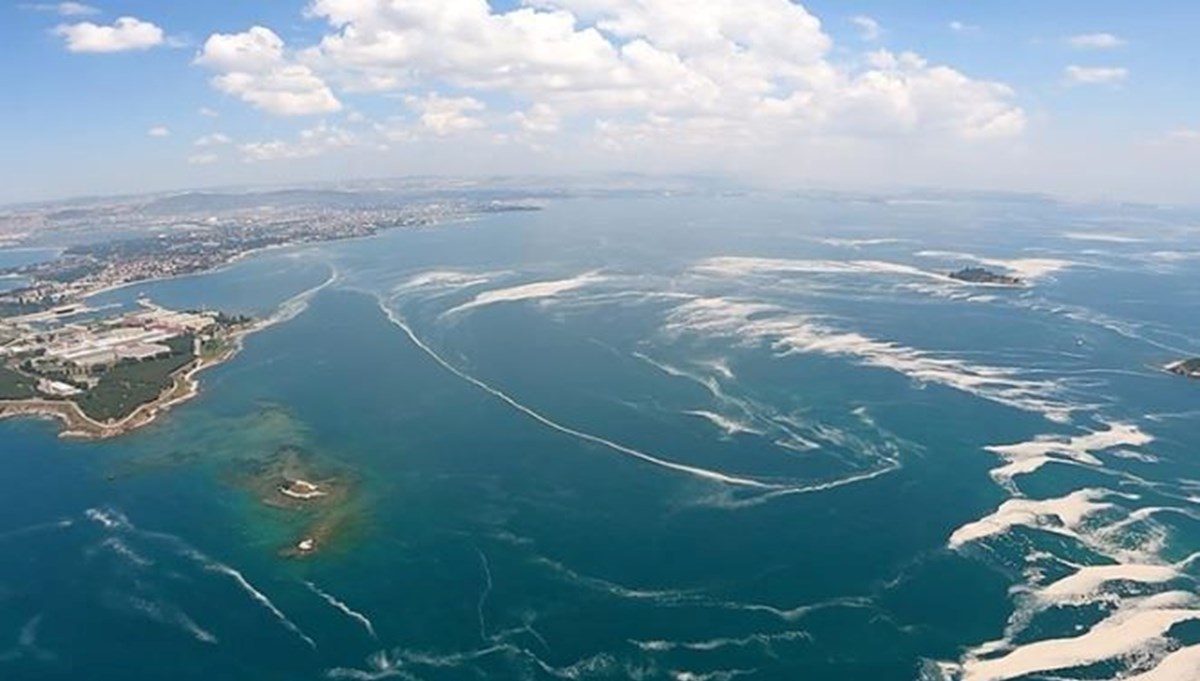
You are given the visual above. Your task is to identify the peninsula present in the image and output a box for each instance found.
[948,266,1024,286]
[0,302,254,438]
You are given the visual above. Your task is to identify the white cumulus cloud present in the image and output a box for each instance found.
[850,15,883,42]
[22,2,99,17]
[55,16,165,53]
[297,0,1022,142]
[1066,33,1125,50]
[405,94,487,136]
[147,126,170,137]
[238,122,356,161]
[194,133,232,147]
[187,153,219,165]
[1064,65,1128,86]
[196,26,341,116]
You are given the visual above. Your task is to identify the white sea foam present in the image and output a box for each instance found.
[631,629,812,653]
[85,507,132,531]
[1035,563,1180,602]
[117,594,218,645]
[665,297,1078,422]
[305,581,378,639]
[957,592,1200,681]
[476,549,493,643]
[947,489,1115,550]
[262,265,340,328]
[915,250,1075,280]
[986,422,1154,489]
[1120,644,1200,681]
[684,410,762,437]
[694,256,948,282]
[327,650,415,681]
[380,299,780,489]
[814,237,908,248]
[393,270,496,294]
[1061,231,1147,244]
[98,537,153,568]
[698,357,735,381]
[3,614,55,663]
[668,670,756,681]
[0,519,73,543]
[183,549,315,649]
[444,272,605,316]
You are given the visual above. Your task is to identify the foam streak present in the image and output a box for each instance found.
[305,581,378,640]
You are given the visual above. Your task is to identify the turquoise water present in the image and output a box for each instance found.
[2,197,1198,680]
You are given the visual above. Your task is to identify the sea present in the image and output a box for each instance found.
[1,194,1198,681]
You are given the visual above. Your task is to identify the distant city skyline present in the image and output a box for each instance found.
[3,1,1198,204]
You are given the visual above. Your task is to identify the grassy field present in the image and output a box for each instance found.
[0,366,37,400]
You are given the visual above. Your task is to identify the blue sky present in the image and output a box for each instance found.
[2,1,1197,204]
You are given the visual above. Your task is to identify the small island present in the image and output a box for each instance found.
[1167,358,1200,379]
[948,266,1024,287]
[239,445,354,559]
[0,301,255,438]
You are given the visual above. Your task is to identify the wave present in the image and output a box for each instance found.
[304,581,378,640]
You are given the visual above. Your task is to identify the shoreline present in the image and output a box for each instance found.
[0,323,256,441]
[0,264,336,441]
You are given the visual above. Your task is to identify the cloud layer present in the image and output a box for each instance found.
[192,0,1025,160]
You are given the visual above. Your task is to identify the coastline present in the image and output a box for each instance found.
[0,263,337,441]
[0,322,254,440]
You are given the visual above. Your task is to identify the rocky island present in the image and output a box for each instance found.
[0,302,255,438]
[1167,358,1200,379]
[948,266,1024,286]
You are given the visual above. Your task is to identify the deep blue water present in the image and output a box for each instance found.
[2,196,1198,681]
